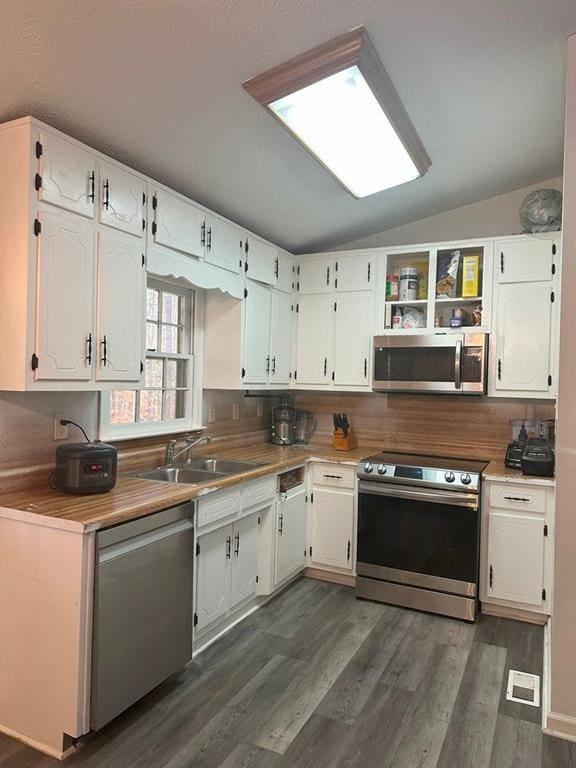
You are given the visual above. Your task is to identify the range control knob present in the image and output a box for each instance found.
[364,462,374,473]
[444,471,455,483]
[377,464,387,475]
[460,473,472,485]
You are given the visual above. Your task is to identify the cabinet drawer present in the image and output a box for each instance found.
[197,488,241,528]
[489,483,546,514]
[312,463,356,490]
[241,475,277,513]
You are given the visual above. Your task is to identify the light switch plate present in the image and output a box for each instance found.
[232,403,240,421]
[257,401,263,418]
[207,405,217,424]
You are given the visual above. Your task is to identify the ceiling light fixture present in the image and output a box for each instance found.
[243,26,431,199]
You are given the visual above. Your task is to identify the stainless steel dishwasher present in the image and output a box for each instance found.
[91,502,194,730]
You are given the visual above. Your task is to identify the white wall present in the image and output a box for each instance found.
[336,177,562,250]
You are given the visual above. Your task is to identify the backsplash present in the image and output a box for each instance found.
[292,392,555,461]
[202,390,272,437]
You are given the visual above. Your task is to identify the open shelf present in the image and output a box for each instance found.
[435,296,482,303]
[385,299,428,306]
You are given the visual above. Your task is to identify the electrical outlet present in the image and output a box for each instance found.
[54,416,69,441]
[207,404,217,424]
[232,403,240,421]
[257,400,263,418]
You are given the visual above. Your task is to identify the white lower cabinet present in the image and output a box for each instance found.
[195,523,233,632]
[275,487,307,586]
[195,511,260,633]
[481,479,554,616]
[310,488,354,572]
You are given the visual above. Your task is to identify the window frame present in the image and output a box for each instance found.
[98,277,204,441]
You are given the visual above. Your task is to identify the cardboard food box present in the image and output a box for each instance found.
[461,254,480,298]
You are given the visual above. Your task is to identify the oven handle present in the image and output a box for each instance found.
[358,481,479,509]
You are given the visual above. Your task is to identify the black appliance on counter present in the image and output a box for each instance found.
[54,442,117,494]
[356,451,487,622]
[520,438,555,477]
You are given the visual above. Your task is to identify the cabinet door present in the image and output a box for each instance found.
[245,236,277,285]
[243,280,272,384]
[35,209,95,381]
[334,293,372,386]
[275,489,307,586]
[99,163,145,238]
[270,290,293,385]
[276,252,294,294]
[295,295,334,385]
[297,258,333,294]
[496,239,555,284]
[335,254,373,292]
[153,189,205,257]
[205,216,242,274]
[230,514,259,608]
[96,231,145,382]
[196,524,233,631]
[487,511,545,607]
[494,282,552,393]
[310,489,354,571]
[37,131,96,218]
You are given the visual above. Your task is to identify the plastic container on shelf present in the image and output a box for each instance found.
[399,267,419,301]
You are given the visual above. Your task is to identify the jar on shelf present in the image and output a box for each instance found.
[399,267,419,301]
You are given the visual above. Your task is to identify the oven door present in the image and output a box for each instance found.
[372,333,487,394]
[357,481,480,596]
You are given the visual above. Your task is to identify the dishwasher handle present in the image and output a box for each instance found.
[99,517,193,564]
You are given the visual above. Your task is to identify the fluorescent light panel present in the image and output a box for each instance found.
[243,28,430,199]
[270,65,419,198]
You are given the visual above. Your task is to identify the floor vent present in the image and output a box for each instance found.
[506,670,541,708]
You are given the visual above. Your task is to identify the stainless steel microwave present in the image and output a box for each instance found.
[372,333,488,394]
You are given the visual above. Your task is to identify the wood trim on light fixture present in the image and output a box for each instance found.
[242,26,431,187]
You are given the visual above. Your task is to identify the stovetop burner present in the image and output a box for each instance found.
[356,451,488,493]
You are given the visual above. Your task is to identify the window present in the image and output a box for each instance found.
[100,278,201,439]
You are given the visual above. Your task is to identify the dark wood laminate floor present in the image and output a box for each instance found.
[2,578,576,768]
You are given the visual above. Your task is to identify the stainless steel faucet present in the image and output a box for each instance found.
[164,434,212,466]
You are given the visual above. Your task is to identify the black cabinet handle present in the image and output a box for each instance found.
[489,564,493,588]
[497,359,502,380]
[226,536,231,559]
[103,179,110,210]
[86,333,93,365]
[101,335,108,367]
[503,496,531,503]
[201,221,206,247]
[326,266,330,285]
[347,540,351,561]
[324,357,327,376]
[364,357,367,377]
[207,226,212,251]
[234,532,240,557]
[278,513,284,535]
[272,356,276,374]
[323,474,343,479]
[500,252,504,274]
[367,262,371,282]
[88,171,96,203]
[266,356,270,374]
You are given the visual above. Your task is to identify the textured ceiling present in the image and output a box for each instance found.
[0,0,574,253]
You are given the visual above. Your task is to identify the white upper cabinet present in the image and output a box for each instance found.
[490,235,559,398]
[295,295,334,385]
[243,279,272,384]
[493,282,552,393]
[99,163,145,238]
[487,511,545,607]
[496,239,555,283]
[297,258,333,294]
[37,131,96,219]
[244,235,277,285]
[270,290,293,385]
[96,230,144,382]
[152,188,205,257]
[275,252,294,294]
[35,208,95,381]
[204,215,242,274]
[335,254,373,292]
[334,293,373,386]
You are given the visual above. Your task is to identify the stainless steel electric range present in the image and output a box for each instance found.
[356,451,488,622]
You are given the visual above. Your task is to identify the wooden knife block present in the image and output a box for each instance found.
[332,427,358,451]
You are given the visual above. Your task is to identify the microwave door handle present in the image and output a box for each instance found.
[454,340,462,389]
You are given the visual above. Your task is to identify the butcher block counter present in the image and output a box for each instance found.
[0,442,369,531]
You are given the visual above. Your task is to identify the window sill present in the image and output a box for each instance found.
[99,423,207,442]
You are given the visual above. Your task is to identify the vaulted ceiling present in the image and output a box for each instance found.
[1,0,574,252]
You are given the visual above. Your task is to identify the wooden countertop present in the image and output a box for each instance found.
[0,442,555,532]
[0,443,365,532]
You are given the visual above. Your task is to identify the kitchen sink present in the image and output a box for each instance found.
[185,458,261,473]
[136,457,261,484]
